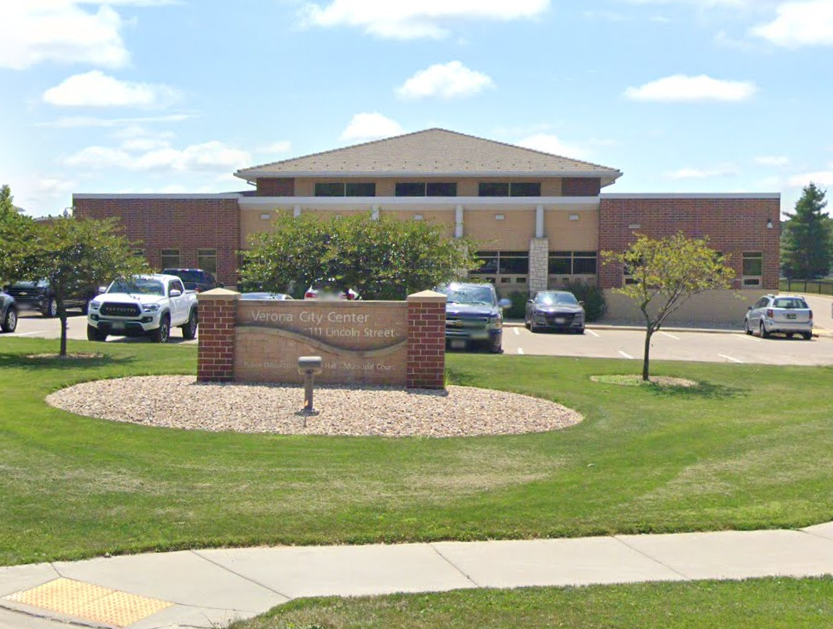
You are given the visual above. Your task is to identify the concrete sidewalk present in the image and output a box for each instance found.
[3,522,833,629]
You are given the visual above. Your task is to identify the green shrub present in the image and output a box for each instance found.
[505,291,528,320]
[563,281,607,322]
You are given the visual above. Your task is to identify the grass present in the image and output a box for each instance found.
[2,337,833,566]
[230,578,833,628]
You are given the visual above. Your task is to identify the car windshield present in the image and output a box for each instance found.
[437,285,495,306]
[773,298,809,309]
[164,270,205,283]
[108,278,165,296]
[536,292,579,306]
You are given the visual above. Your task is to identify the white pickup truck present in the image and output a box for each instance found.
[87,274,199,343]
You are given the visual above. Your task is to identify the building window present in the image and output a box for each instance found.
[479,182,542,197]
[314,183,376,197]
[160,249,180,270]
[510,182,542,197]
[548,251,598,276]
[197,249,218,275]
[742,252,763,287]
[471,251,529,277]
[395,182,458,197]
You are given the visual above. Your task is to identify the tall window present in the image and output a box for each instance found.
[548,252,598,276]
[395,182,458,197]
[471,251,530,285]
[742,252,763,287]
[197,249,218,275]
[160,249,180,269]
[314,182,377,197]
[479,182,542,197]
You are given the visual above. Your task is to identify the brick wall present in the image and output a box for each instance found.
[256,178,295,196]
[598,196,781,290]
[563,178,602,197]
[73,197,241,287]
[406,292,447,390]
[197,292,239,382]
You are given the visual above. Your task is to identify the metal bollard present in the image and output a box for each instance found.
[297,356,323,413]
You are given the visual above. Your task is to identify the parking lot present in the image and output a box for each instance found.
[3,313,197,345]
[4,306,832,366]
[502,325,833,366]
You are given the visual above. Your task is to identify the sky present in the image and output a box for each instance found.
[1,0,833,217]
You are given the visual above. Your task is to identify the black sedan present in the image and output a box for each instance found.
[0,291,17,333]
[525,291,586,334]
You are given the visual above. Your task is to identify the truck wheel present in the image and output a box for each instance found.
[1,308,17,333]
[87,325,107,342]
[150,316,170,344]
[180,309,198,340]
[43,298,57,318]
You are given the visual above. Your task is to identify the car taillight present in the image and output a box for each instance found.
[346,293,355,301]
[767,309,774,318]
[195,287,202,293]
[810,310,814,321]
[305,291,316,299]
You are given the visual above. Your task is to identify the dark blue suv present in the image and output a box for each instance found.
[435,283,511,353]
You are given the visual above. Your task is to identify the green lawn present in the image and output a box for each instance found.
[2,337,833,566]
[231,578,833,629]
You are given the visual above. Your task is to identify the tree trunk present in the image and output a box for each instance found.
[642,329,653,382]
[58,298,68,357]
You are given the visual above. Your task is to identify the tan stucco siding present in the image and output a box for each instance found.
[240,209,294,248]
[546,210,599,251]
[383,210,456,238]
[465,210,536,251]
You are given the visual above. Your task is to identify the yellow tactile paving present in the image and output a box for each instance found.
[5,578,173,627]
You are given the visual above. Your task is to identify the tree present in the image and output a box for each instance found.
[603,233,736,381]
[782,183,832,279]
[241,212,481,299]
[20,217,147,356]
[0,185,33,285]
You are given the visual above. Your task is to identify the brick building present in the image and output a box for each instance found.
[74,129,780,321]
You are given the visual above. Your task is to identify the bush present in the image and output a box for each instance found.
[563,281,607,322]
[505,291,528,320]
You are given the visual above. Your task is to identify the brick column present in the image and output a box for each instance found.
[529,238,550,294]
[197,288,241,383]
[407,290,447,390]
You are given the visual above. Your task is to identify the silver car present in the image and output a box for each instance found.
[745,294,813,340]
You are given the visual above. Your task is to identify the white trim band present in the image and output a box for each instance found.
[602,193,781,200]
[73,193,243,200]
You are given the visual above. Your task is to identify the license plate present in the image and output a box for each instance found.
[111,322,125,331]
[786,314,797,320]
[451,340,467,349]
[555,318,566,324]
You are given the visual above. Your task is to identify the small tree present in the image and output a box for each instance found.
[20,217,147,356]
[782,183,832,279]
[241,213,481,299]
[603,233,736,381]
[0,185,33,285]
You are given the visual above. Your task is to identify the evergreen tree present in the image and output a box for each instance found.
[782,183,833,279]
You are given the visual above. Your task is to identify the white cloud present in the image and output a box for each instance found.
[517,134,589,159]
[396,61,495,100]
[34,178,78,198]
[664,164,740,179]
[788,165,833,186]
[63,141,252,174]
[753,0,833,47]
[300,0,550,39]
[340,113,405,142]
[0,1,176,70]
[625,74,758,102]
[120,137,172,151]
[259,141,293,154]
[38,114,192,128]
[755,155,790,166]
[43,71,181,108]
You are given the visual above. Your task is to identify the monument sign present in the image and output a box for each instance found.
[197,289,447,389]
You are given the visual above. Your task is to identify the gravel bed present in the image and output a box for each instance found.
[46,376,583,438]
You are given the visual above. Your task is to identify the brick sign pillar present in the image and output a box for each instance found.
[406,290,447,390]
[197,288,241,383]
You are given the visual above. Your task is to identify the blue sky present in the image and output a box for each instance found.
[2,0,832,217]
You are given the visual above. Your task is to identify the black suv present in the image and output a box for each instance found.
[3,280,96,317]
[162,269,221,293]
[0,290,17,333]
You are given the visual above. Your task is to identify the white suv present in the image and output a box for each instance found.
[745,294,813,340]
